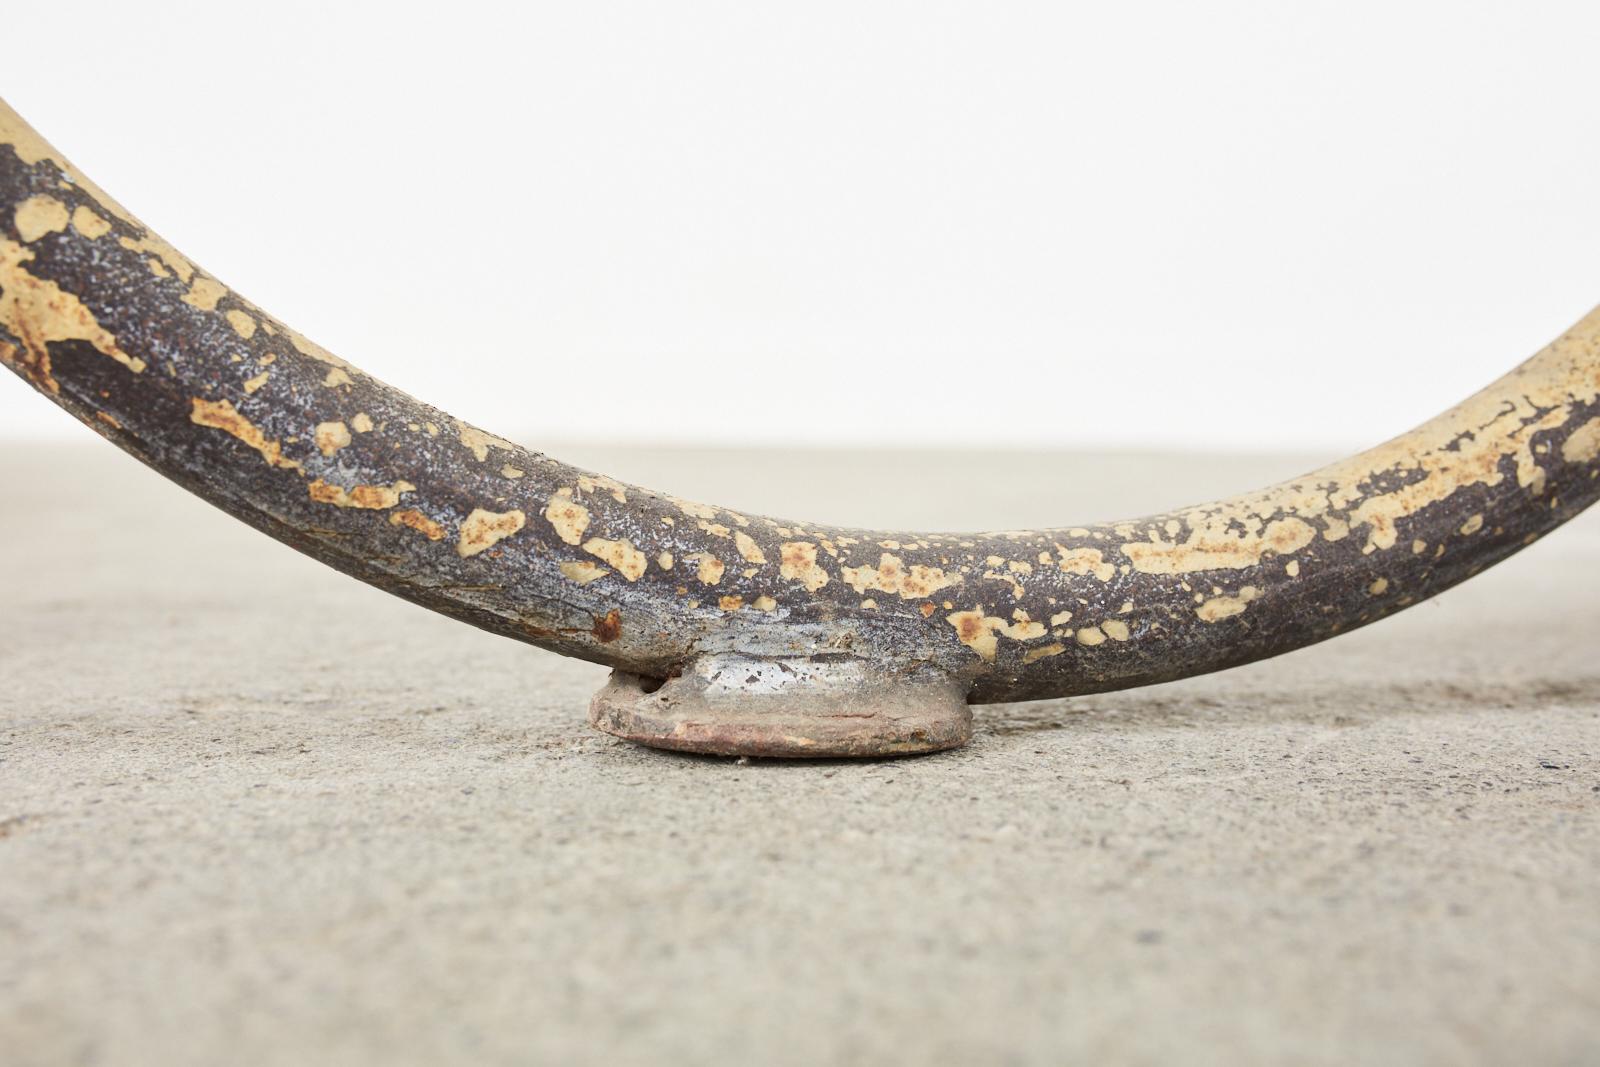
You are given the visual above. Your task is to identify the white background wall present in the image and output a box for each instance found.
[4,1,1599,451]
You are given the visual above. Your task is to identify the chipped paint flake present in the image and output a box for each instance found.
[459,422,517,462]
[946,609,1047,662]
[181,276,228,312]
[457,508,526,558]
[389,509,445,540]
[307,478,414,509]
[1562,418,1600,464]
[753,595,777,612]
[1121,517,1315,575]
[13,194,68,242]
[779,542,830,592]
[1023,642,1066,664]
[734,530,767,564]
[225,309,256,339]
[544,490,591,545]
[583,537,648,582]
[71,205,111,239]
[314,420,351,457]
[323,367,353,388]
[841,552,959,599]
[1,238,147,385]
[577,474,628,503]
[687,553,725,586]
[1054,546,1116,582]
[242,371,269,394]
[189,398,301,471]
[1196,586,1260,622]
[561,560,610,585]
[351,413,374,433]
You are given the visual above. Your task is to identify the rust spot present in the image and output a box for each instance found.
[592,609,622,643]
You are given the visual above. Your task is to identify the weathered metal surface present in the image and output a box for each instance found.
[590,656,971,757]
[4,97,1600,757]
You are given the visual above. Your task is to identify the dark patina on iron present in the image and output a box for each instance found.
[4,98,1599,756]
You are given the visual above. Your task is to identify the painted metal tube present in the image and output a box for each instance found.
[5,98,1599,756]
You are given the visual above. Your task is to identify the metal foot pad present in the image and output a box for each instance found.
[589,654,971,758]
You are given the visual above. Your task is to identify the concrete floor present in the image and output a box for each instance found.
[2,441,1597,1066]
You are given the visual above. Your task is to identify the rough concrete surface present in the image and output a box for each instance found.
[1,440,1597,1066]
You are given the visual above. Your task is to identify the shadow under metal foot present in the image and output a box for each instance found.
[589,654,972,758]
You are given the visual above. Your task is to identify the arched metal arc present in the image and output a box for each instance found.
[4,97,1599,755]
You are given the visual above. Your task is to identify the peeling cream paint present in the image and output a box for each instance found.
[561,560,610,585]
[458,508,526,557]
[657,551,674,571]
[307,478,413,509]
[841,553,959,599]
[779,542,830,592]
[687,553,725,586]
[753,595,777,612]
[242,371,269,394]
[181,276,228,312]
[118,233,195,283]
[71,205,110,239]
[667,495,720,521]
[1,238,147,385]
[577,474,628,503]
[225,309,256,339]
[1022,642,1066,664]
[351,413,374,433]
[719,595,744,611]
[389,508,445,540]
[544,490,591,545]
[1459,514,1485,536]
[1562,418,1600,464]
[456,422,516,462]
[583,537,648,582]
[1101,619,1130,641]
[314,420,351,457]
[14,194,68,242]
[501,465,524,479]
[189,398,301,471]
[946,610,1048,662]
[734,531,767,564]
[1121,517,1315,575]
[323,367,353,388]
[1196,586,1260,622]
[1054,545,1116,582]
